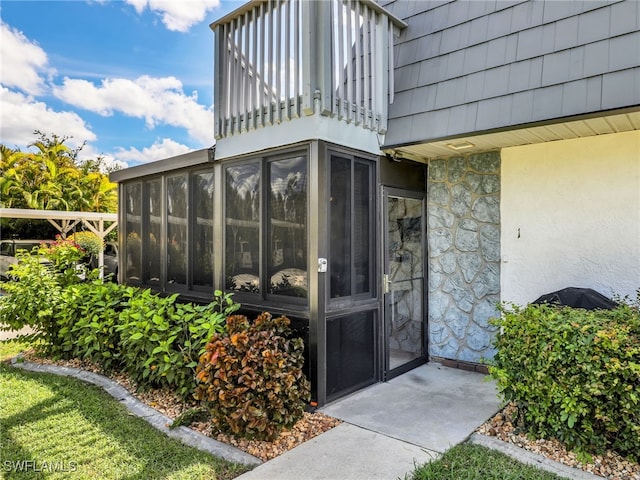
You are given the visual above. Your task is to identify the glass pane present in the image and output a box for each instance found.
[354,161,371,295]
[330,156,351,298]
[268,156,308,298]
[167,175,187,286]
[225,164,260,293]
[387,196,424,370]
[124,183,142,282]
[192,171,214,288]
[387,197,423,281]
[388,279,423,369]
[145,180,162,285]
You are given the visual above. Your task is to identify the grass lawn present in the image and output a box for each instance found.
[409,443,566,480]
[0,338,31,362]
[0,341,249,480]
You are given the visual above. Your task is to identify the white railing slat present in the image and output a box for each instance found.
[213,0,395,138]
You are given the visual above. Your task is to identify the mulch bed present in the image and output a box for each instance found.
[18,351,340,462]
[476,403,640,480]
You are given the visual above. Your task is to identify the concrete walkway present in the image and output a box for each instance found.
[0,326,33,341]
[236,363,502,480]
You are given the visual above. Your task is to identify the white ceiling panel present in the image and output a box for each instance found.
[390,110,640,162]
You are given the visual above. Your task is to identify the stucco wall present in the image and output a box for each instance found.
[427,152,501,363]
[501,130,640,306]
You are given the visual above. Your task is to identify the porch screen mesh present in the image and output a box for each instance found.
[326,310,376,399]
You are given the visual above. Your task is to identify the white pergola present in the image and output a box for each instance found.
[0,208,117,279]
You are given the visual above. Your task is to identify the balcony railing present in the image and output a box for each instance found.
[211,0,405,140]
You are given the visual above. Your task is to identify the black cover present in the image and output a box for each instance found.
[532,287,618,310]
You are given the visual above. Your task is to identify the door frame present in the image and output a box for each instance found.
[381,186,428,381]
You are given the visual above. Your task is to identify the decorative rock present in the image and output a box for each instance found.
[427,151,501,364]
[429,271,443,290]
[459,252,483,282]
[467,173,500,194]
[431,338,459,360]
[428,291,450,320]
[470,152,500,173]
[466,324,492,351]
[472,265,500,298]
[429,228,453,256]
[439,251,457,274]
[428,183,449,205]
[455,219,479,252]
[471,196,500,223]
[443,273,475,313]
[457,347,480,362]
[447,157,468,183]
[428,322,448,344]
[429,159,447,181]
[472,298,500,328]
[451,183,472,217]
[480,225,501,262]
[428,206,455,228]
[445,306,469,339]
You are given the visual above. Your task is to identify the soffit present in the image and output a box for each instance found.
[385,109,640,162]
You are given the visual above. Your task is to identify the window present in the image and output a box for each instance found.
[268,156,308,298]
[145,179,162,286]
[225,163,261,293]
[329,154,374,302]
[192,171,214,289]
[224,153,308,300]
[167,175,188,287]
[122,167,214,295]
[124,183,142,283]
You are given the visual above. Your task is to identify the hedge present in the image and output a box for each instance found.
[489,302,640,460]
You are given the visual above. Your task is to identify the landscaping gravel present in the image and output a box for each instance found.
[21,351,340,462]
[476,403,640,480]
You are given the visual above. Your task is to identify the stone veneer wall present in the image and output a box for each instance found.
[427,152,501,363]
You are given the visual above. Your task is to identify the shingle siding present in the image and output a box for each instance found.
[384,0,640,146]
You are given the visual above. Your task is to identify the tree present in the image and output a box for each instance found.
[1,132,119,238]
[0,131,117,213]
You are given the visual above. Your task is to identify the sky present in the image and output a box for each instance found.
[0,0,243,170]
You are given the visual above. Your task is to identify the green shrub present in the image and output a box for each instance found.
[194,312,310,441]
[0,250,63,351]
[117,289,238,398]
[69,231,104,258]
[489,302,640,460]
[0,240,103,352]
[40,235,93,285]
[55,281,135,370]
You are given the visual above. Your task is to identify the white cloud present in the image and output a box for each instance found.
[124,0,221,32]
[0,87,95,149]
[76,145,129,173]
[53,76,214,145]
[113,137,192,164]
[0,21,54,95]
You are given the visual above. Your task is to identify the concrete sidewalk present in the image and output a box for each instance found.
[236,363,502,480]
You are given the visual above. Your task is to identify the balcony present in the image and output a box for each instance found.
[211,0,405,151]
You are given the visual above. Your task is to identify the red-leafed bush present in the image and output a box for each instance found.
[194,312,310,441]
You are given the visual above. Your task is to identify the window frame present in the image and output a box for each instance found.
[222,150,310,306]
[326,149,377,309]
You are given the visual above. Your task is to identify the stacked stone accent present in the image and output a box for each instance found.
[427,152,501,363]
